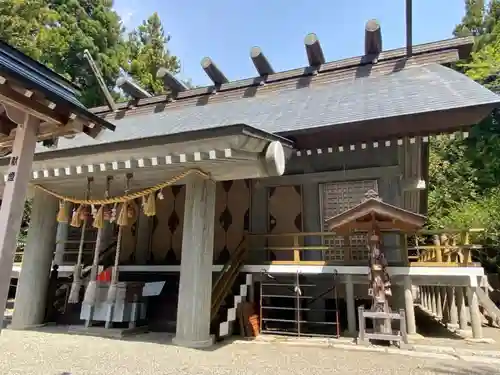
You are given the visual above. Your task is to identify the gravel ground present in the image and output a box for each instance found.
[0,330,498,375]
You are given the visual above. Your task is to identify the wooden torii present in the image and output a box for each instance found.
[325,190,425,336]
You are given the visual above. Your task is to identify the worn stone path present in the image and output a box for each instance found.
[0,330,498,375]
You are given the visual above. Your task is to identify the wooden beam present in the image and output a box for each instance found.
[406,0,413,57]
[157,67,188,94]
[250,46,274,76]
[0,81,64,125]
[116,77,152,99]
[201,57,229,86]
[304,33,325,67]
[365,19,382,56]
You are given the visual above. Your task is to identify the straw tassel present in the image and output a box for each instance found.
[57,201,70,223]
[70,205,84,228]
[143,193,156,217]
[68,218,87,303]
[93,205,105,229]
[116,201,129,227]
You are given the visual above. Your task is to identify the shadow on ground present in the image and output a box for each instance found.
[420,365,498,375]
[414,307,462,340]
[2,322,237,352]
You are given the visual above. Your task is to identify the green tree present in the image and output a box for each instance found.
[0,0,129,107]
[429,0,500,271]
[125,12,180,95]
[454,0,486,38]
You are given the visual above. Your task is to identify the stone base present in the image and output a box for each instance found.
[173,335,215,349]
[68,325,149,339]
[7,323,46,331]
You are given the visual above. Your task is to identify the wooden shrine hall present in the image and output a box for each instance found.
[1,5,500,348]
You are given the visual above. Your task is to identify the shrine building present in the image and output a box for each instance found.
[1,15,500,348]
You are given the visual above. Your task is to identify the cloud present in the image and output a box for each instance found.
[113,0,138,28]
[121,10,134,26]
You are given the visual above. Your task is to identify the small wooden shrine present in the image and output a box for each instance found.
[326,190,426,337]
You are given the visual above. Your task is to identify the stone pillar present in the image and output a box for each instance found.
[446,286,459,328]
[0,116,39,334]
[345,275,356,336]
[424,286,430,310]
[403,276,416,335]
[53,203,72,266]
[11,189,58,328]
[435,286,443,319]
[430,286,437,316]
[456,286,468,330]
[134,212,151,265]
[467,286,483,339]
[173,176,216,348]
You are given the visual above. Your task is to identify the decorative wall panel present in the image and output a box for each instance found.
[147,180,250,265]
[150,185,186,264]
[267,185,303,261]
[213,180,251,264]
[321,180,378,262]
[119,223,137,264]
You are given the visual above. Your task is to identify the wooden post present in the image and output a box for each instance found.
[343,235,351,262]
[293,235,300,262]
[399,308,408,345]
[461,231,472,265]
[399,233,408,265]
[0,114,39,334]
[433,235,442,263]
[358,306,365,342]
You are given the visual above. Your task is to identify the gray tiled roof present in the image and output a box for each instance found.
[0,41,114,131]
[36,63,500,154]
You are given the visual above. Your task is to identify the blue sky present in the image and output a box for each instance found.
[113,0,467,86]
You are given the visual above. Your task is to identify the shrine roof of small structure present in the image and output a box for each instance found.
[19,35,499,161]
[0,40,115,151]
[326,193,427,234]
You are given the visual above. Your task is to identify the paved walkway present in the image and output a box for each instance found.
[0,329,498,375]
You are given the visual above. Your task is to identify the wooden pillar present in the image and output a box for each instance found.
[11,189,58,328]
[456,287,468,330]
[345,275,356,336]
[173,175,216,348]
[0,115,39,334]
[403,276,416,335]
[467,286,483,339]
[399,233,408,266]
[447,286,459,328]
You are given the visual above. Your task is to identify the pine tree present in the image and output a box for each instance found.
[125,12,180,95]
[454,0,486,38]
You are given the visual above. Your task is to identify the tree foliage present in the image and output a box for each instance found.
[125,12,180,95]
[430,0,500,269]
[0,2,181,246]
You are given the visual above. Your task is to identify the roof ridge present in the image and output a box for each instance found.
[91,36,473,116]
